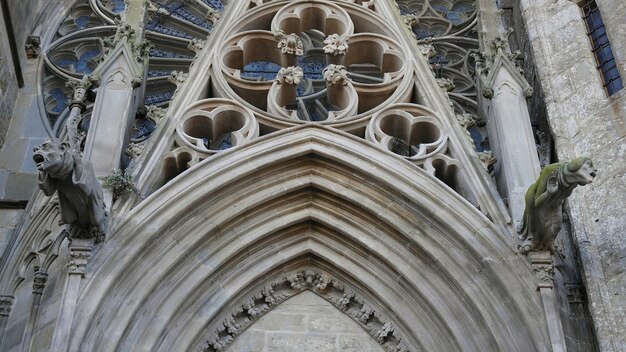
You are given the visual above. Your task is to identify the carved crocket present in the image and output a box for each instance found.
[33,141,107,241]
[518,157,596,254]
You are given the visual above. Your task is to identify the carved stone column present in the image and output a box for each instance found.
[475,0,541,227]
[65,76,93,151]
[530,251,566,352]
[20,272,48,352]
[50,238,94,352]
[0,295,14,348]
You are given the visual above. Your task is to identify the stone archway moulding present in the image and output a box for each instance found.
[63,125,549,352]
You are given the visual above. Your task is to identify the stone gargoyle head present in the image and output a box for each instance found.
[560,157,597,188]
[32,141,73,179]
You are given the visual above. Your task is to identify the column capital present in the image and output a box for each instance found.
[33,272,49,295]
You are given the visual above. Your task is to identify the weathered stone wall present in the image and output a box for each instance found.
[0,4,18,150]
[227,291,385,352]
[517,0,626,350]
[0,0,73,201]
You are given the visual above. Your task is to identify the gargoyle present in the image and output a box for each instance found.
[33,141,107,241]
[518,157,596,254]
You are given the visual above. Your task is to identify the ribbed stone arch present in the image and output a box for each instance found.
[67,125,549,352]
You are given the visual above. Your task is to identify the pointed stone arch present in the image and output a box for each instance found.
[66,125,549,352]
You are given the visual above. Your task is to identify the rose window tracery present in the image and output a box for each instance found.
[41,0,226,143]
[214,1,410,125]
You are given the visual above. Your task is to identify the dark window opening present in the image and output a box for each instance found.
[580,0,623,96]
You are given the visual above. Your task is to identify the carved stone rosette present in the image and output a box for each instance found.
[201,268,411,352]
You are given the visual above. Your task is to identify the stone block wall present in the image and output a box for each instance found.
[517,0,626,350]
[0,0,73,201]
[0,4,18,150]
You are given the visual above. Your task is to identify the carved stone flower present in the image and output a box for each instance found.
[323,64,349,85]
[275,66,303,85]
[323,33,349,56]
[275,30,303,56]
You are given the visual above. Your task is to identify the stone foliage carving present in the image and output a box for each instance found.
[201,269,410,352]
[275,66,303,85]
[32,142,108,241]
[275,30,304,56]
[323,33,349,56]
[323,64,349,85]
[518,158,597,254]
[168,70,188,86]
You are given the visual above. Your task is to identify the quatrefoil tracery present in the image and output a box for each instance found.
[217,0,410,124]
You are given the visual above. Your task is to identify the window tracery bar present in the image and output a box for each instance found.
[580,0,623,96]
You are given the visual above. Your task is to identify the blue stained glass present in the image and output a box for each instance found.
[469,127,485,152]
[75,15,90,29]
[432,5,450,12]
[149,48,193,59]
[241,60,281,81]
[53,48,100,74]
[110,0,125,13]
[146,22,193,39]
[131,119,156,141]
[148,70,171,78]
[297,56,326,80]
[49,88,68,114]
[171,5,212,29]
[447,11,462,25]
[144,91,174,105]
[202,0,224,11]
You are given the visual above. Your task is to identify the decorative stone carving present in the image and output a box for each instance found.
[65,76,93,112]
[146,105,167,124]
[201,268,410,352]
[32,272,49,295]
[417,44,436,59]
[274,30,303,56]
[518,158,597,254]
[125,143,145,159]
[68,245,92,276]
[32,141,108,241]
[477,151,496,170]
[168,70,188,86]
[187,38,206,54]
[25,36,41,59]
[536,130,552,168]
[402,14,419,29]
[323,64,349,85]
[0,296,14,317]
[323,33,349,56]
[455,113,477,147]
[565,283,585,304]
[206,7,221,23]
[529,251,555,288]
[275,66,303,85]
[436,77,455,92]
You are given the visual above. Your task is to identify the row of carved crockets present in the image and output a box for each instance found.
[201,268,411,352]
[157,98,468,195]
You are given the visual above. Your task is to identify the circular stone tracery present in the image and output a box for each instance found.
[213,0,412,128]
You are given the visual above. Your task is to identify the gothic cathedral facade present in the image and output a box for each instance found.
[0,0,624,351]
